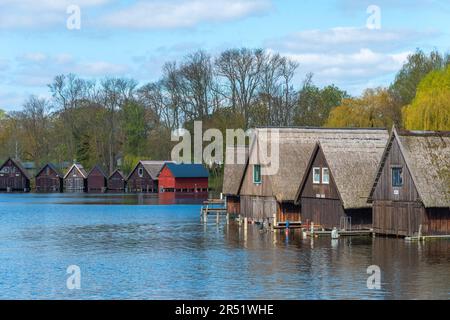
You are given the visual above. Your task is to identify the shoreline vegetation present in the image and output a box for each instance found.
[0,49,449,193]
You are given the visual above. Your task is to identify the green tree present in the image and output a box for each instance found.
[122,100,148,157]
[294,74,349,127]
[403,66,450,130]
[390,49,449,110]
[326,88,396,128]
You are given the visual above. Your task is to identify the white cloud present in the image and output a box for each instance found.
[76,61,129,76]
[100,0,272,29]
[0,0,110,28]
[266,26,438,94]
[21,52,48,62]
[8,52,130,88]
[266,27,436,53]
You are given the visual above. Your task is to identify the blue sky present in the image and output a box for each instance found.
[1,0,450,111]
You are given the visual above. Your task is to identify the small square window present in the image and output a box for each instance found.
[392,167,403,187]
[322,168,330,184]
[313,167,321,184]
[253,165,262,184]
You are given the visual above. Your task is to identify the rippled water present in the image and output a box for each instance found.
[0,193,448,300]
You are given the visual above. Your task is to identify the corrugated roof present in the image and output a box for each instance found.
[397,129,450,208]
[35,163,63,178]
[164,163,209,178]
[63,163,88,179]
[239,127,389,202]
[108,169,124,179]
[223,146,248,195]
[126,160,174,180]
[87,165,107,178]
[0,157,32,180]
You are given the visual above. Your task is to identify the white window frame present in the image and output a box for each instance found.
[322,167,330,184]
[138,167,144,178]
[313,167,321,184]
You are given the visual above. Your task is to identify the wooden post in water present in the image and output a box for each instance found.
[244,217,248,232]
[216,210,220,224]
[272,212,277,231]
[311,222,314,236]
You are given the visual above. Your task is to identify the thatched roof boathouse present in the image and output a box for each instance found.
[295,133,388,230]
[369,127,450,237]
[222,146,248,215]
[236,127,389,227]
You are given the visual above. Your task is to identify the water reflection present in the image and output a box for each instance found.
[0,194,448,299]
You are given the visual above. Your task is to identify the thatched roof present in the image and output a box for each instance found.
[239,127,389,202]
[222,146,248,195]
[378,128,449,208]
[296,135,388,209]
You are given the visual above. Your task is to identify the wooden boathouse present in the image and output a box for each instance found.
[35,163,63,192]
[0,157,31,192]
[158,163,209,193]
[126,161,171,193]
[87,165,107,193]
[236,128,389,227]
[222,146,248,215]
[294,133,388,230]
[107,169,126,192]
[64,163,87,192]
[369,128,450,237]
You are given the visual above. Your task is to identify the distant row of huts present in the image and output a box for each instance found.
[0,160,209,193]
[222,127,450,238]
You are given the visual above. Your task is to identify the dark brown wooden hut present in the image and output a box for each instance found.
[222,146,248,215]
[237,128,388,227]
[0,157,31,192]
[87,165,107,193]
[126,161,171,193]
[368,128,450,237]
[294,133,388,230]
[64,163,87,192]
[108,169,126,192]
[35,163,63,192]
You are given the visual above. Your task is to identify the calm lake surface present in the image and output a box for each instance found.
[0,193,448,300]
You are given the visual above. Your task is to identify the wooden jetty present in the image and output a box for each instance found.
[305,229,373,237]
[200,198,228,223]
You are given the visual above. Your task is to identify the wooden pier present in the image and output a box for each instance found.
[200,199,228,223]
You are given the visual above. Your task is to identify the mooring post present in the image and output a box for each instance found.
[226,212,229,225]
[272,212,277,230]
[311,222,314,236]
[418,224,423,241]
[244,217,248,231]
[216,210,220,224]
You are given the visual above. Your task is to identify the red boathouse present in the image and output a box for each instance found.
[107,169,126,192]
[87,165,107,193]
[35,163,63,192]
[158,163,209,193]
[0,157,31,192]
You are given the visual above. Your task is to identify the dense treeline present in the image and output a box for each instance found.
[0,48,449,176]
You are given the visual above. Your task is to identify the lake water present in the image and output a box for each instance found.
[0,193,448,300]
